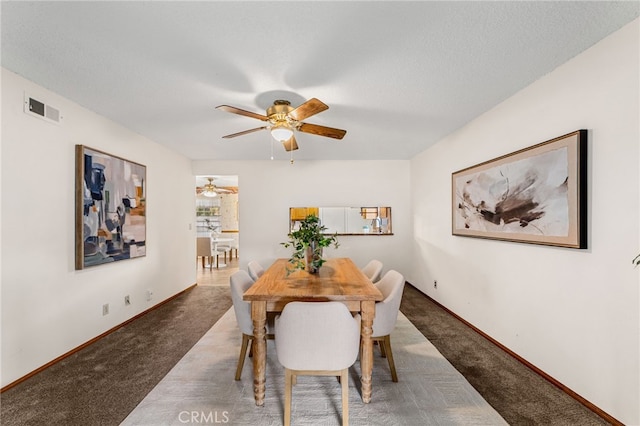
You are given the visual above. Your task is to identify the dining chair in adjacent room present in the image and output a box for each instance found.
[196,236,219,270]
[216,242,232,263]
[229,270,273,380]
[247,260,265,281]
[369,269,405,382]
[275,301,361,426]
[228,233,239,259]
[361,259,383,283]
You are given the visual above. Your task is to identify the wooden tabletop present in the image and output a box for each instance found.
[243,258,383,303]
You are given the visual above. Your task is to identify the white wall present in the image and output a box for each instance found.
[192,160,412,277]
[1,69,197,387]
[410,19,639,424]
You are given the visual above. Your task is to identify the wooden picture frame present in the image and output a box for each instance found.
[452,130,587,248]
[75,145,147,269]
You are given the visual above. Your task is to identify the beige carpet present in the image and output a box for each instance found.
[121,308,506,425]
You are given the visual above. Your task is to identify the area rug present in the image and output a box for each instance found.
[121,309,506,425]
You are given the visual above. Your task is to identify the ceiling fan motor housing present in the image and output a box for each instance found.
[267,100,295,126]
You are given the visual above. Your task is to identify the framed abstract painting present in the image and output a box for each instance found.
[452,130,587,248]
[75,145,147,269]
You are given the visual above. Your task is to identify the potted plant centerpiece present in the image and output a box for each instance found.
[281,214,339,274]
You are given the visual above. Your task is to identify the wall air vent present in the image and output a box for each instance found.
[24,93,62,124]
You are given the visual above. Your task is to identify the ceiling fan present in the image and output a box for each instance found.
[196,178,236,197]
[216,98,346,152]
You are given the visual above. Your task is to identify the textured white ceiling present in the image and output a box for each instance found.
[2,1,638,161]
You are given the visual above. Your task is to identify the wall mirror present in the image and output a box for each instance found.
[289,207,392,235]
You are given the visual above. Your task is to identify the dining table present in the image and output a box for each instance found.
[243,257,383,406]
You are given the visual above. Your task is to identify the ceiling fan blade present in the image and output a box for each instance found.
[298,123,347,140]
[221,126,268,138]
[288,98,328,121]
[216,186,237,194]
[216,105,269,121]
[282,136,299,152]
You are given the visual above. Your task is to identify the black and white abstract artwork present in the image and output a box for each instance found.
[452,130,587,248]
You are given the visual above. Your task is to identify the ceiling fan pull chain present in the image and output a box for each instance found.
[270,137,274,160]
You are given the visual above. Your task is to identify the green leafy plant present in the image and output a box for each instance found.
[281,215,339,274]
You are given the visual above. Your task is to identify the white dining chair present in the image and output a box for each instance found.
[361,259,383,283]
[247,260,265,281]
[369,269,405,382]
[275,301,361,426]
[228,233,239,259]
[215,240,232,263]
[229,270,273,380]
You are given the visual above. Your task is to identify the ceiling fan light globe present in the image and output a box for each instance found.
[203,190,217,197]
[271,126,293,142]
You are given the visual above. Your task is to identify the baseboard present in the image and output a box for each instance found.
[1,283,198,393]
[405,282,623,426]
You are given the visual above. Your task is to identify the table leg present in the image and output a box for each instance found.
[251,301,267,406]
[360,300,375,403]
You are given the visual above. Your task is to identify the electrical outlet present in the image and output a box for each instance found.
[102,303,109,315]
[124,295,131,305]
[146,289,153,301]
[433,280,438,289]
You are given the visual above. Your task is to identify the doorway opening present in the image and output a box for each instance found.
[195,175,239,286]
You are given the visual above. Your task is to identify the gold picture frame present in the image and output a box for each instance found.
[75,145,147,269]
[452,130,587,248]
